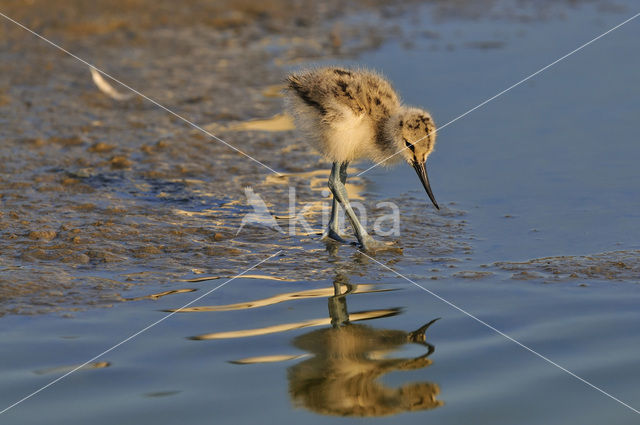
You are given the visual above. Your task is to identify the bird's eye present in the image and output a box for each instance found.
[404,139,415,152]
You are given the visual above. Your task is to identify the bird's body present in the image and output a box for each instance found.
[285,67,440,252]
[286,68,402,164]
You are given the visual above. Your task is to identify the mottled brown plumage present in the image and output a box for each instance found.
[285,66,440,251]
[286,66,436,165]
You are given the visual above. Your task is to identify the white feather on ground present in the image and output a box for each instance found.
[89,67,134,101]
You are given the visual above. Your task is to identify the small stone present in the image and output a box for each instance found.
[72,203,96,211]
[205,246,243,256]
[50,136,84,146]
[140,144,154,154]
[22,137,46,147]
[61,253,90,264]
[88,142,115,153]
[71,236,86,244]
[87,250,123,263]
[453,271,493,279]
[22,248,50,260]
[105,207,127,214]
[0,92,10,106]
[110,156,132,169]
[62,178,79,185]
[28,230,57,241]
[133,245,163,258]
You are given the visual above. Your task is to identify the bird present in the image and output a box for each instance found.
[285,66,439,252]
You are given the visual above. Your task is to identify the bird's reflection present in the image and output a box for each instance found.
[183,268,443,417]
[287,273,442,416]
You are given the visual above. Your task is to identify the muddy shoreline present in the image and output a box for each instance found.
[0,0,634,315]
[0,0,461,315]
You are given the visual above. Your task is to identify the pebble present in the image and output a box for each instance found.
[28,230,57,241]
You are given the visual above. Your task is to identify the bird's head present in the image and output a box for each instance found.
[388,107,439,210]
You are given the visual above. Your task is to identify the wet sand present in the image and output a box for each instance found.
[0,0,471,315]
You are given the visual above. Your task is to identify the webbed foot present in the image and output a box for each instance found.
[322,228,351,244]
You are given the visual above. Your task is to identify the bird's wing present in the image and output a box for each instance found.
[287,73,328,115]
[287,68,367,118]
[322,71,367,116]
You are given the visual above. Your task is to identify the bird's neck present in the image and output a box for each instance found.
[375,114,403,158]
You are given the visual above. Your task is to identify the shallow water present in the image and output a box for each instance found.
[1,1,640,423]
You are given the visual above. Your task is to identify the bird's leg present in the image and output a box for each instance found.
[328,161,386,252]
[324,191,349,243]
[325,162,349,243]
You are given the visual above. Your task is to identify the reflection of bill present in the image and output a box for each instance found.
[288,317,442,416]
[236,187,283,235]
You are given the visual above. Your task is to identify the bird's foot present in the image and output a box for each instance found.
[359,237,402,254]
[322,228,351,244]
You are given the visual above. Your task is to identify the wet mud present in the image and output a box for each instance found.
[0,0,633,315]
[493,250,640,283]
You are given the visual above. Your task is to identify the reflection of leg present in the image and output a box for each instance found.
[329,161,384,251]
[329,274,351,327]
[333,272,356,295]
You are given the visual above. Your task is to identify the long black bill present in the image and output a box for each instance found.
[412,161,439,210]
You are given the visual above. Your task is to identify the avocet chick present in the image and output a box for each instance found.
[286,67,439,252]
